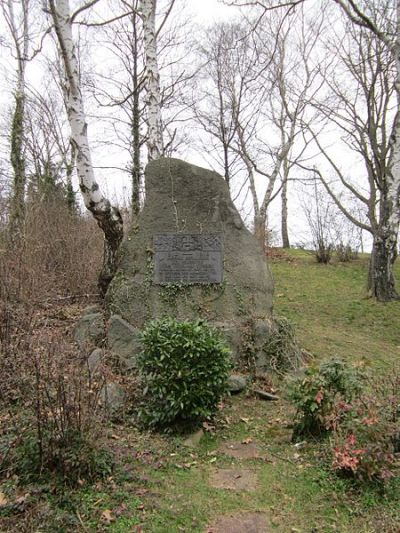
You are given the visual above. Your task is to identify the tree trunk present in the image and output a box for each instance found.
[368,231,398,301]
[254,212,267,254]
[140,0,163,160]
[49,0,123,297]
[9,92,26,236]
[131,9,142,220]
[281,176,290,248]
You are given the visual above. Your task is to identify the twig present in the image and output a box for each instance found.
[252,389,280,401]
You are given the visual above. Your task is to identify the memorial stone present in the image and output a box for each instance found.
[106,158,274,366]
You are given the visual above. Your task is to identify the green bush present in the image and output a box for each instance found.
[137,318,232,428]
[14,427,113,486]
[286,358,363,440]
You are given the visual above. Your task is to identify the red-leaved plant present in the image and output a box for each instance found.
[330,378,400,482]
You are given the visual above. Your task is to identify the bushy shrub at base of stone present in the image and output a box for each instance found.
[285,358,363,440]
[137,318,232,429]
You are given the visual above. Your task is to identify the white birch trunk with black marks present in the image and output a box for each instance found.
[140,0,163,160]
[49,0,123,296]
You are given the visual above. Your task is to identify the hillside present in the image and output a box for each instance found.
[0,251,399,532]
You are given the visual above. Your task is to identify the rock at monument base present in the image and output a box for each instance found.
[73,312,104,350]
[88,348,103,374]
[107,315,141,370]
[100,382,125,414]
[106,158,274,370]
[227,374,248,393]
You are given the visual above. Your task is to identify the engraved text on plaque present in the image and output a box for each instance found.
[153,234,223,284]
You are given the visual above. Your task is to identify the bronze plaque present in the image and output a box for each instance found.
[153,234,223,284]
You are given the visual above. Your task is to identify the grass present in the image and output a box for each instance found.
[272,250,400,370]
[1,250,399,532]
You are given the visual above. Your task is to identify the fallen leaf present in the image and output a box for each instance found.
[0,492,8,506]
[101,509,114,523]
[241,438,253,444]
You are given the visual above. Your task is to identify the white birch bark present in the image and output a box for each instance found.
[140,0,164,160]
[49,0,123,295]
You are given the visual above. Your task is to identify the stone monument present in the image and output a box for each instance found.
[105,158,274,370]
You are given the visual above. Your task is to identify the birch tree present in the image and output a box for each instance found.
[227,0,400,301]
[331,1,400,301]
[48,0,123,296]
[140,0,164,160]
[299,1,399,301]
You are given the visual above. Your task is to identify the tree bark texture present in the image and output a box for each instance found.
[5,0,30,237]
[10,92,26,235]
[281,175,290,248]
[140,0,163,160]
[49,0,123,296]
[131,8,142,219]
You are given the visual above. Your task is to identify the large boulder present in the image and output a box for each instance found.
[106,158,274,363]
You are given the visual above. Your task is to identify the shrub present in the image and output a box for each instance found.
[0,332,111,486]
[330,377,400,483]
[286,358,363,441]
[262,316,303,375]
[335,243,358,262]
[137,318,232,429]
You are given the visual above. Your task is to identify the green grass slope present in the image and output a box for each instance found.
[272,250,400,370]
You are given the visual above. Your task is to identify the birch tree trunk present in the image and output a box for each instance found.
[49,0,123,296]
[140,0,163,160]
[281,173,290,248]
[131,8,142,220]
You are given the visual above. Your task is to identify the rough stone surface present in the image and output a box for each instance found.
[100,382,125,413]
[106,158,274,360]
[209,468,258,491]
[82,304,102,316]
[227,374,248,393]
[107,315,141,370]
[73,312,104,350]
[208,512,269,533]
[88,348,103,373]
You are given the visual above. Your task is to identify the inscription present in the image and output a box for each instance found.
[153,234,223,284]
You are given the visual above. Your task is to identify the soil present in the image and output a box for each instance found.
[206,511,269,532]
[208,468,258,491]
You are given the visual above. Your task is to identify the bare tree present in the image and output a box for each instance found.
[1,0,31,234]
[226,0,400,301]
[331,1,400,301]
[48,0,123,296]
[190,22,245,191]
[90,0,146,218]
[300,1,399,300]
